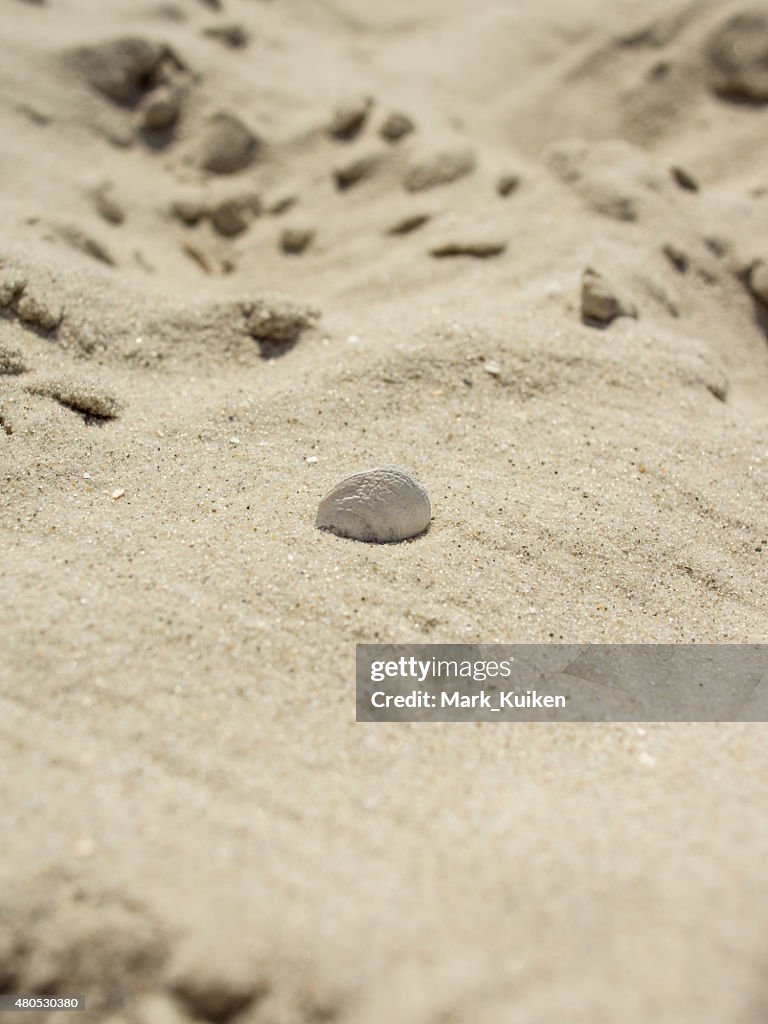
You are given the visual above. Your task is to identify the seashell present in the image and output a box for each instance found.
[316,466,431,543]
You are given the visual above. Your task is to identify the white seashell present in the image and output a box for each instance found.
[316,466,431,543]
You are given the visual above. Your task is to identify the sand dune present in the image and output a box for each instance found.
[2,0,768,1021]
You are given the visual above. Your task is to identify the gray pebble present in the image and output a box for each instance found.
[171,194,206,226]
[662,243,689,274]
[202,24,250,49]
[387,212,430,235]
[210,194,261,237]
[328,97,373,141]
[403,146,476,192]
[199,112,260,174]
[92,183,125,225]
[430,238,506,259]
[706,11,768,103]
[140,84,184,131]
[242,297,319,350]
[280,225,315,254]
[496,172,521,197]
[581,267,638,325]
[379,111,415,143]
[333,152,382,191]
[671,165,699,192]
[72,37,174,106]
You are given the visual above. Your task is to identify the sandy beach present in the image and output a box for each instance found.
[2,0,768,1020]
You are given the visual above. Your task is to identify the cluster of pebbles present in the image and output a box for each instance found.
[66,33,526,268]
[37,11,768,375]
[67,22,768,331]
[70,36,190,137]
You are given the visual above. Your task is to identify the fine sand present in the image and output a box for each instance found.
[2,0,768,1021]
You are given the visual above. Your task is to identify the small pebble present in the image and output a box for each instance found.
[140,84,184,131]
[56,224,115,266]
[328,97,373,141]
[496,172,521,196]
[662,243,689,274]
[112,488,125,500]
[92,183,125,225]
[333,153,382,191]
[671,165,699,192]
[267,195,298,216]
[704,236,729,258]
[581,267,638,325]
[210,193,261,237]
[202,24,249,48]
[165,944,262,1023]
[403,146,476,192]
[72,36,173,106]
[387,212,430,235]
[199,112,260,174]
[430,239,506,259]
[706,10,768,103]
[280,225,315,254]
[242,297,319,350]
[171,194,206,226]
[379,111,415,143]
